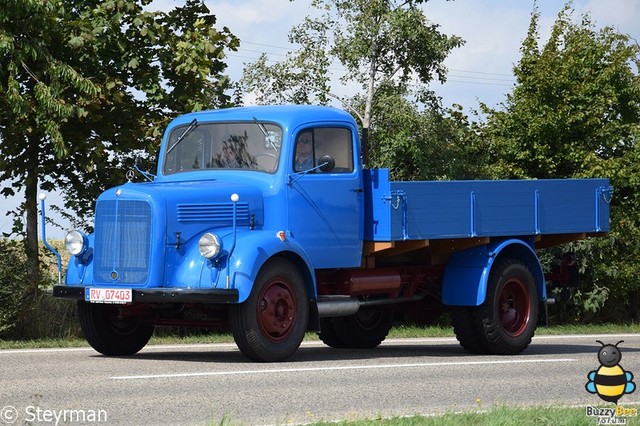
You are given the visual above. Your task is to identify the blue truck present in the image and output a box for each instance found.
[47,105,612,362]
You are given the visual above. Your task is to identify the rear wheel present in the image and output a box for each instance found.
[230,259,309,362]
[318,306,393,349]
[452,258,538,355]
[77,301,154,356]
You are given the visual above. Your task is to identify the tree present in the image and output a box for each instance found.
[241,0,463,165]
[361,82,490,181]
[480,4,640,320]
[482,4,639,180]
[0,0,239,282]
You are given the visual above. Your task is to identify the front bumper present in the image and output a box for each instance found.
[53,285,239,304]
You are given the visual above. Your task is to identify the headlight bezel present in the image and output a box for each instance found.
[64,230,88,257]
[198,232,222,259]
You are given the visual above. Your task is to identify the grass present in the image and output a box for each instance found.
[206,404,640,425]
[302,404,640,426]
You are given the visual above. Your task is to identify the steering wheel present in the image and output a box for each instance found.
[254,153,279,172]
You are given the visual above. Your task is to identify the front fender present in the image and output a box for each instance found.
[441,238,546,306]
[229,231,317,303]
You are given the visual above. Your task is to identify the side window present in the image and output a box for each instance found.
[293,128,353,173]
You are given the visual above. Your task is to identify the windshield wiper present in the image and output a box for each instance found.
[166,119,198,155]
[253,116,278,151]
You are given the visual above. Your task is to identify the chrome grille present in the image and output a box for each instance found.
[94,200,152,285]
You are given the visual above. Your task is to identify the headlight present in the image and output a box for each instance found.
[198,233,222,259]
[65,230,88,256]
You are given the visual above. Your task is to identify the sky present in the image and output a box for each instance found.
[1,0,639,239]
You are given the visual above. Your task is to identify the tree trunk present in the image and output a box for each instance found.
[24,135,40,288]
[362,41,377,167]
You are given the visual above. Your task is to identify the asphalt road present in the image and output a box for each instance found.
[1,334,640,425]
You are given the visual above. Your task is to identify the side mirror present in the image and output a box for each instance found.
[318,155,335,173]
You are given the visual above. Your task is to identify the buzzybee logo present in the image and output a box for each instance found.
[585,340,636,404]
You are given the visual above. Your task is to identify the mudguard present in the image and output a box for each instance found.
[441,238,546,306]
[226,230,317,303]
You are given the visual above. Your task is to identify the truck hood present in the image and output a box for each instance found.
[99,179,264,243]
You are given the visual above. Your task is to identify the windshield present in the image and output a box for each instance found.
[163,122,282,175]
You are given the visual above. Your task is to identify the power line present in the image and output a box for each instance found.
[228,50,517,88]
[241,40,296,51]
[239,39,517,80]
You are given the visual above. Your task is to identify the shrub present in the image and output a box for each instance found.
[0,239,79,340]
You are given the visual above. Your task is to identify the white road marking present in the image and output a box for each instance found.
[110,357,577,380]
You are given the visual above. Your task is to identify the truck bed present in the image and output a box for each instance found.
[364,169,611,244]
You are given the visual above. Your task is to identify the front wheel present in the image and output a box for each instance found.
[230,258,309,362]
[452,258,538,355]
[77,301,154,356]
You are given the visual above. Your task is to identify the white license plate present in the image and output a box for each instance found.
[85,288,132,304]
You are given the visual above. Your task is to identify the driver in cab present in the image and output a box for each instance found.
[294,131,314,172]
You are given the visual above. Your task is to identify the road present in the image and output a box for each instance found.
[1,334,640,425]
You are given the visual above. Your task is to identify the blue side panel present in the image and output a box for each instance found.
[371,178,611,241]
[363,168,392,240]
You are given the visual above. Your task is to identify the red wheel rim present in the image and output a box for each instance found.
[498,277,531,337]
[256,279,297,343]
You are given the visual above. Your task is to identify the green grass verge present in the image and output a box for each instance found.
[302,404,640,426]
[2,322,640,350]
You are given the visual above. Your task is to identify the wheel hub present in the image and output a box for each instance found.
[499,278,531,337]
[258,281,296,342]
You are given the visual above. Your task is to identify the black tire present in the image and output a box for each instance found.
[318,307,393,349]
[317,317,348,348]
[77,300,154,356]
[229,258,309,362]
[451,305,486,354]
[452,258,538,355]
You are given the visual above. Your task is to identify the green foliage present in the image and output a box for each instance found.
[242,13,333,105]
[0,0,240,281]
[241,0,463,127]
[365,84,491,181]
[482,5,640,180]
[241,0,465,178]
[481,4,640,321]
[0,239,77,340]
[0,240,27,336]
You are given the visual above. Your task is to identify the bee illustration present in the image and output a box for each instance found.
[586,340,636,404]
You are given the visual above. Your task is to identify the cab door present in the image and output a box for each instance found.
[287,126,363,268]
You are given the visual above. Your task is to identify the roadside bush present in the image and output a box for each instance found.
[0,239,79,340]
[0,239,31,337]
[543,235,640,324]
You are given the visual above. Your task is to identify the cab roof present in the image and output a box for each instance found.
[165,105,357,132]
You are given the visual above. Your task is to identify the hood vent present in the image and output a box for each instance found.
[177,202,250,226]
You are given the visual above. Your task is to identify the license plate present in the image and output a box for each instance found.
[85,288,132,304]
